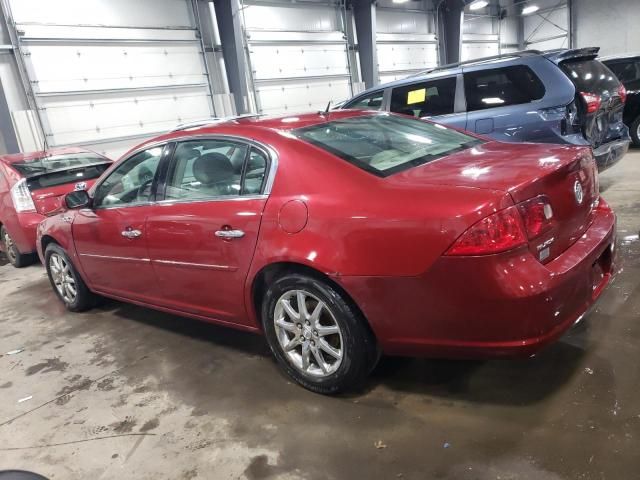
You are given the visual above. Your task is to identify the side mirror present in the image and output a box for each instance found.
[65,190,92,210]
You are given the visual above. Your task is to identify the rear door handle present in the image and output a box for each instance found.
[121,228,142,239]
[215,229,245,239]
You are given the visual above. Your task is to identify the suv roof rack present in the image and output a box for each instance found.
[408,49,544,77]
[171,114,263,132]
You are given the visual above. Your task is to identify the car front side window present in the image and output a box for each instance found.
[93,146,164,208]
[344,91,384,111]
[390,77,457,118]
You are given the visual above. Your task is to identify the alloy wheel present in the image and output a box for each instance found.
[49,253,77,304]
[273,289,343,377]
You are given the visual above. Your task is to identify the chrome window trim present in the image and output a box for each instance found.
[151,259,237,271]
[79,253,151,263]
[91,134,278,212]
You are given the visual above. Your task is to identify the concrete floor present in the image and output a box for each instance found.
[1,152,639,480]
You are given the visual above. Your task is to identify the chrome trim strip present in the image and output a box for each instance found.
[80,253,151,263]
[152,259,237,271]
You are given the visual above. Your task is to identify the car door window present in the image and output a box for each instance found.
[165,140,249,201]
[93,146,163,208]
[464,65,545,112]
[344,91,384,110]
[390,77,456,118]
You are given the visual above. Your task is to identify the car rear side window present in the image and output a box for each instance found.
[294,114,481,177]
[345,91,384,111]
[464,65,545,112]
[560,59,620,93]
[390,76,456,118]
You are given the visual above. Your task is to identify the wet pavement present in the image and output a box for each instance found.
[0,150,639,480]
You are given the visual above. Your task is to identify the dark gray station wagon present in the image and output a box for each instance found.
[342,48,630,171]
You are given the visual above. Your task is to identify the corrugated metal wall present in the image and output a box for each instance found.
[523,0,569,50]
[242,1,353,115]
[5,0,214,157]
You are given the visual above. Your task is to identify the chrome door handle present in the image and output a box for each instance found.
[121,228,142,239]
[215,229,245,239]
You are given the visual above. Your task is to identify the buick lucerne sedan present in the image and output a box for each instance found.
[37,111,616,394]
[0,147,111,267]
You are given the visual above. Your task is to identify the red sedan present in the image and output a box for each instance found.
[0,147,111,267]
[36,111,616,393]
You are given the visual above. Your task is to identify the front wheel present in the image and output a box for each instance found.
[630,117,640,146]
[1,226,33,268]
[45,243,96,312]
[262,273,377,394]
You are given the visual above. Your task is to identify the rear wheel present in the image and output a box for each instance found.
[630,117,640,146]
[262,273,377,394]
[1,226,33,268]
[45,243,96,312]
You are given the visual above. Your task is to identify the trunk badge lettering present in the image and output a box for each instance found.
[74,182,87,191]
[574,180,584,205]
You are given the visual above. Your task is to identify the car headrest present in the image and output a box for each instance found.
[193,153,235,185]
[175,145,201,162]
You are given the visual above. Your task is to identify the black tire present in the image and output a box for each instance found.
[630,117,640,146]
[44,243,96,312]
[1,226,33,268]
[261,273,377,394]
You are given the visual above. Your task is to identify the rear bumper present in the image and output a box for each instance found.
[593,135,630,171]
[336,201,616,359]
[2,212,44,254]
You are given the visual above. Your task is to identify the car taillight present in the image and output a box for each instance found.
[580,92,601,113]
[10,178,37,213]
[517,195,554,239]
[445,206,527,256]
[617,84,627,103]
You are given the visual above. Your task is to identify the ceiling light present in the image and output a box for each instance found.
[522,5,539,14]
[469,1,489,10]
[392,0,410,3]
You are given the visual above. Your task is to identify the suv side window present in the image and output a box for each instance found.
[345,91,384,111]
[464,65,545,112]
[390,77,456,118]
[93,146,164,208]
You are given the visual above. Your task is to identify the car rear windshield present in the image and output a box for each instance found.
[560,59,620,93]
[25,163,111,191]
[12,153,109,177]
[293,114,481,177]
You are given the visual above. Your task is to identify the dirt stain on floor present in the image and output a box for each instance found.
[25,357,69,376]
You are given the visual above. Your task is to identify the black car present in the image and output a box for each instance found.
[603,55,640,145]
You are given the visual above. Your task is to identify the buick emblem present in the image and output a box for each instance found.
[74,182,87,191]
[573,180,584,205]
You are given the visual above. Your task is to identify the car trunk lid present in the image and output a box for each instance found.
[23,164,110,215]
[387,141,599,262]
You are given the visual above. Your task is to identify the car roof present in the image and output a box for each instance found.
[0,146,101,165]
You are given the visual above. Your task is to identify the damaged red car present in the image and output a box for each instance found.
[36,111,616,393]
[0,147,111,267]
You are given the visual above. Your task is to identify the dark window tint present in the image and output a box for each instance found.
[345,91,384,111]
[294,114,480,177]
[560,59,620,93]
[606,60,640,89]
[390,77,456,118]
[464,65,545,112]
[25,164,110,191]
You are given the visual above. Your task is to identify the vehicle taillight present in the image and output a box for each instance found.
[517,195,554,239]
[580,92,601,114]
[445,206,527,256]
[617,84,627,103]
[10,178,37,213]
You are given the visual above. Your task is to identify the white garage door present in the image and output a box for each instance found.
[6,0,214,157]
[376,9,438,84]
[242,2,353,115]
